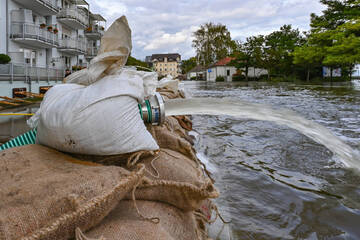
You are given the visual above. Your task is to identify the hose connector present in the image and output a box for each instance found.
[138,92,165,125]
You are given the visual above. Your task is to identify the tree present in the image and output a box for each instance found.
[310,0,360,31]
[263,25,305,78]
[181,57,197,74]
[230,37,265,80]
[192,23,235,66]
[306,0,360,80]
[323,20,360,78]
[126,56,151,71]
[293,45,324,81]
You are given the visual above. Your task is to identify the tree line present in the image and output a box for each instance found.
[187,0,360,81]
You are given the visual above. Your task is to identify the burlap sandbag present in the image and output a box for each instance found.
[147,122,197,161]
[0,144,144,240]
[125,149,219,211]
[78,200,200,240]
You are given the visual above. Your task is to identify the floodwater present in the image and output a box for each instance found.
[182,80,360,240]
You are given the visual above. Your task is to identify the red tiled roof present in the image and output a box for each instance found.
[213,57,235,67]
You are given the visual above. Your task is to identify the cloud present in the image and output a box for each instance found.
[86,0,325,60]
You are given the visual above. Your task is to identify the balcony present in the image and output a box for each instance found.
[12,0,60,16]
[58,38,87,55]
[10,22,60,48]
[57,8,88,29]
[85,25,104,40]
[85,46,99,59]
[0,63,64,82]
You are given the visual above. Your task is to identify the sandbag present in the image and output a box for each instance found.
[79,200,200,240]
[147,121,197,161]
[130,177,218,212]
[0,144,144,240]
[30,16,159,156]
[65,16,132,86]
[33,70,159,155]
[125,149,219,211]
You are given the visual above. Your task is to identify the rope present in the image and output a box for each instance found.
[131,180,160,224]
[127,150,160,179]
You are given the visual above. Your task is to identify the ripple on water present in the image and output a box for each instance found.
[186,81,360,240]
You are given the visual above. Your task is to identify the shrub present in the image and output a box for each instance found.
[232,74,245,81]
[0,54,11,64]
[216,76,225,82]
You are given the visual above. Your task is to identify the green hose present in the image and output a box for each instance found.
[0,128,37,151]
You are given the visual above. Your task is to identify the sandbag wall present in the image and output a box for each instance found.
[0,87,219,240]
[79,87,220,240]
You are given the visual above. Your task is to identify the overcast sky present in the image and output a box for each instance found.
[86,0,326,60]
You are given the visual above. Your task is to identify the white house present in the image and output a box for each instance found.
[206,57,236,82]
[187,65,206,80]
[206,57,268,82]
[0,0,105,98]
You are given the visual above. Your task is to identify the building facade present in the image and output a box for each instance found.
[0,0,105,97]
[149,53,181,78]
[206,57,268,82]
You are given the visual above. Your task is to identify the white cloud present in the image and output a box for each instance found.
[86,0,325,60]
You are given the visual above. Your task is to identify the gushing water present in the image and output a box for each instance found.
[165,98,360,169]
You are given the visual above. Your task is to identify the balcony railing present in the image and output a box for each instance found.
[59,38,87,53]
[10,22,60,47]
[57,8,88,28]
[37,0,59,10]
[85,25,104,35]
[12,0,60,15]
[0,63,64,82]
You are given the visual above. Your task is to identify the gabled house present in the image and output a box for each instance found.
[187,65,207,80]
[206,57,268,82]
[206,57,236,82]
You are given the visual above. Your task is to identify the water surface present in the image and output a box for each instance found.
[183,81,360,240]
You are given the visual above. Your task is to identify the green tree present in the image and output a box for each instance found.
[323,20,360,78]
[293,44,324,81]
[263,25,305,78]
[192,23,235,66]
[181,57,197,74]
[306,0,360,80]
[126,56,150,71]
[230,37,265,80]
[311,0,360,31]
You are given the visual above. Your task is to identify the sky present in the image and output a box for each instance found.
[86,0,326,61]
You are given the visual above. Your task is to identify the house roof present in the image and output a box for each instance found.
[188,65,206,73]
[209,57,235,68]
[151,53,181,62]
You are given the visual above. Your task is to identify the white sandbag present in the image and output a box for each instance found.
[34,70,159,155]
[158,75,179,92]
[65,16,131,86]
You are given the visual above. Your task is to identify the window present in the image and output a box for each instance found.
[165,68,167,71]
[227,70,230,76]
[160,68,162,71]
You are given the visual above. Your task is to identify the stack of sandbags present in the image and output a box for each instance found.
[0,144,144,240]
[1,15,220,240]
[76,87,219,240]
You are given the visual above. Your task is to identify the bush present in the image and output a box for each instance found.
[232,74,245,81]
[216,76,225,82]
[0,54,11,64]
[190,76,197,80]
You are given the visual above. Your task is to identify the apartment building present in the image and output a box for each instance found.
[0,0,105,97]
[149,53,181,78]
